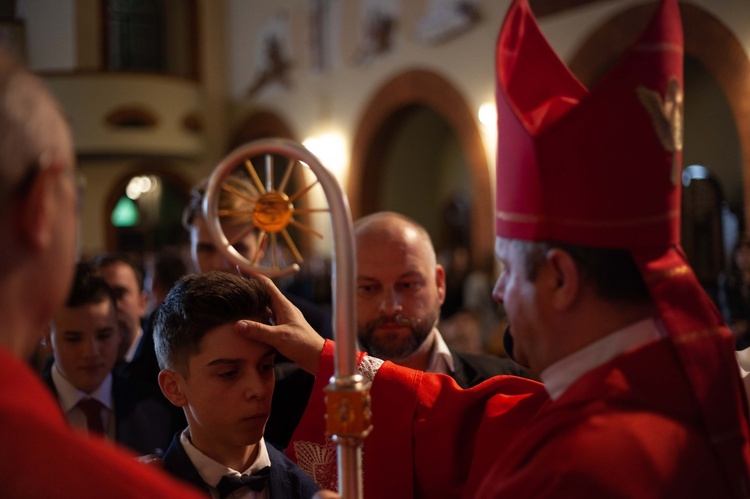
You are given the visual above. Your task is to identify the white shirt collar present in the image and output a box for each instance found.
[51,362,113,412]
[123,327,143,363]
[180,429,271,495]
[540,317,665,401]
[426,328,455,375]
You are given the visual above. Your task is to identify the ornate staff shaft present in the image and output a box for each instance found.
[204,138,371,498]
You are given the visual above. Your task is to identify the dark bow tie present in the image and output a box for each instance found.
[216,466,271,498]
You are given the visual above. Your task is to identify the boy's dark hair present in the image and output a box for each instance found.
[93,252,145,289]
[66,261,116,308]
[153,271,273,374]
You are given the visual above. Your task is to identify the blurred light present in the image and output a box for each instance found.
[478,102,496,126]
[682,164,710,187]
[125,175,159,200]
[303,132,348,180]
[111,196,140,227]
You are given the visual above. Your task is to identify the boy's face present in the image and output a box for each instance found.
[174,323,275,455]
[47,299,121,394]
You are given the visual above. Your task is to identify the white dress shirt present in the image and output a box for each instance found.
[123,327,143,363]
[426,328,456,375]
[180,429,271,499]
[51,363,114,439]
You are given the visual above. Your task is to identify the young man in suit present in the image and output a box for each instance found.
[44,261,176,456]
[154,271,319,498]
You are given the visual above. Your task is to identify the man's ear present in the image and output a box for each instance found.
[16,163,59,252]
[435,263,447,305]
[545,248,580,312]
[158,369,187,408]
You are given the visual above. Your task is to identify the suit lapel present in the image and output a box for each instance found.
[449,349,472,389]
[162,432,211,494]
[266,444,293,496]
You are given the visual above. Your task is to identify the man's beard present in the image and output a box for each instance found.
[358,308,440,361]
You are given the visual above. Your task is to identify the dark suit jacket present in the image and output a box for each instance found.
[42,358,176,456]
[121,314,188,447]
[449,348,530,388]
[162,432,320,498]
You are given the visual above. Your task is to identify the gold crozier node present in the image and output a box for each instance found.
[254,191,294,233]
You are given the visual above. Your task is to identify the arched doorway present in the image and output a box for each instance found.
[104,167,192,253]
[350,69,492,264]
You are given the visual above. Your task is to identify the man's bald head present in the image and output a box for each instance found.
[354,212,438,267]
[353,212,445,364]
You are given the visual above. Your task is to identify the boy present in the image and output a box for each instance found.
[154,271,319,498]
[44,261,176,456]
[44,262,121,435]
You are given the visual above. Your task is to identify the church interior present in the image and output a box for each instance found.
[7,0,750,355]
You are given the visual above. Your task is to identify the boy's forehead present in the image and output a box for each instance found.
[193,321,275,359]
[53,300,117,329]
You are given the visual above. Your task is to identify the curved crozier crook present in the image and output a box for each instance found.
[203,138,368,498]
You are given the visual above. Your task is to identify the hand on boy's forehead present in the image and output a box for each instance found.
[193,323,277,366]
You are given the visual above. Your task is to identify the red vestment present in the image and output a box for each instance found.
[0,346,203,498]
[289,339,733,498]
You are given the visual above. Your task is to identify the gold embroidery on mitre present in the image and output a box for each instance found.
[671,326,725,345]
[636,77,684,186]
[643,264,691,284]
[495,209,679,228]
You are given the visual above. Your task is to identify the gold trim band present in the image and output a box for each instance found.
[495,209,679,228]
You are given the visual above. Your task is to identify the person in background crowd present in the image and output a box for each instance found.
[94,253,147,363]
[44,261,175,456]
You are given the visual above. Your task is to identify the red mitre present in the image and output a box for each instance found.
[495,0,750,493]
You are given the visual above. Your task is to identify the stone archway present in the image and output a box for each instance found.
[349,69,492,261]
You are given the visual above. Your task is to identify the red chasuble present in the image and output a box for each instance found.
[287,340,547,498]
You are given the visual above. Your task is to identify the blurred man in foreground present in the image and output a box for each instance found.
[0,47,202,497]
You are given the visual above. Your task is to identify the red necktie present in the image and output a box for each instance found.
[77,398,105,435]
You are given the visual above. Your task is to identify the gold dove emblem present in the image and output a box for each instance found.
[636,77,683,186]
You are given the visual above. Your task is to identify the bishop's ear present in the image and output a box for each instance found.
[157,369,187,408]
[545,248,580,311]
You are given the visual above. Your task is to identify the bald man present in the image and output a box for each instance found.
[354,212,526,386]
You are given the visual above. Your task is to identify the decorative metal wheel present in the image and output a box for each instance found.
[203,139,331,277]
